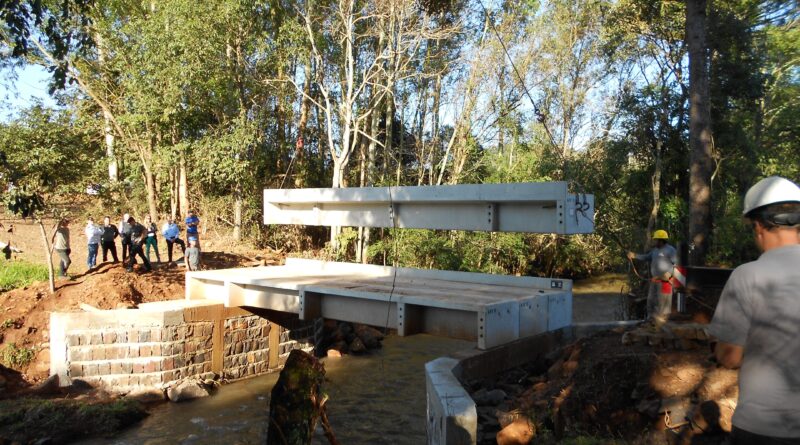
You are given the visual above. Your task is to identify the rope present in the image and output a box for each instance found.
[383,186,399,333]
[475,0,559,153]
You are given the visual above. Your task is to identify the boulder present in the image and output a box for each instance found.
[167,380,210,402]
[338,322,353,335]
[349,337,366,354]
[474,388,507,406]
[199,372,218,382]
[326,349,342,358]
[496,417,536,445]
[354,324,384,349]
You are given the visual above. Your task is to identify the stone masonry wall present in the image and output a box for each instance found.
[222,315,314,381]
[66,321,215,389]
[50,300,316,392]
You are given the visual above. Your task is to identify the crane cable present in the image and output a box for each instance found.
[475,0,592,226]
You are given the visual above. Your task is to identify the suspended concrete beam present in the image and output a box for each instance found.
[263,181,594,234]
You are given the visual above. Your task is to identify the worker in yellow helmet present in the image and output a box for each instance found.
[627,229,677,324]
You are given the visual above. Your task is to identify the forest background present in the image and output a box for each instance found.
[0,0,797,279]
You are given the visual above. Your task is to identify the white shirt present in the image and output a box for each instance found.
[85,224,102,245]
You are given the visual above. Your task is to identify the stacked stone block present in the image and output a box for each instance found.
[222,315,314,381]
[50,300,317,392]
[64,321,214,391]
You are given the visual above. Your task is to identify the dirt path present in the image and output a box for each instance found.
[572,273,628,323]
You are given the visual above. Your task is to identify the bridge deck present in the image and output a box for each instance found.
[186,258,572,349]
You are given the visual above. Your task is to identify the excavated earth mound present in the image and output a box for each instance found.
[468,324,738,444]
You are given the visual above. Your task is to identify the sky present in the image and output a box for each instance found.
[0,63,58,122]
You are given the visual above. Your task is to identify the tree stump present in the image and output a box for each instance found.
[267,349,336,445]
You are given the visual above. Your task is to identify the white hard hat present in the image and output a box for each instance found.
[743,176,800,216]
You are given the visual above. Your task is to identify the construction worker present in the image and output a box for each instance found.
[627,229,677,324]
[709,176,800,444]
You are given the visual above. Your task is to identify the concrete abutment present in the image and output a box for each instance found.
[50,299,315,393]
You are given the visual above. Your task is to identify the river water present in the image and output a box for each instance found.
[82,334,473,445]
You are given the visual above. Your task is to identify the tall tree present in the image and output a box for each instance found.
[686,0,714,265]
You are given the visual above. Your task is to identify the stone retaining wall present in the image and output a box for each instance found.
[50,300,315,392]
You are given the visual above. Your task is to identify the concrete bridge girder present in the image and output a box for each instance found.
[263,182,594,234]
[186,259,572,350]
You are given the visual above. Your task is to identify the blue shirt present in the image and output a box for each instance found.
[185,215,199,234]
[161,223,180,240]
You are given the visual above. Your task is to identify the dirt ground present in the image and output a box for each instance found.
[465,274,740,444]
[572,273,629,323]
[0,218,284,390]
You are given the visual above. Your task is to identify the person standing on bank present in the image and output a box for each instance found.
[709,176,800,445]
[185,210,200,248]
[627,230,677,324]
[119,213,132,263]
[143,214,161,263]
[161,217,185,264]
[84,217,103,270]
[51,219,71,278]
[184,237,201,271]
[100,216,119,263]
[126,216,152,273]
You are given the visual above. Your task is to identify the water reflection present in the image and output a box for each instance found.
[78,334,474,445]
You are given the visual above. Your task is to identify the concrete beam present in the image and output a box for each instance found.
[263,182,594,234]
[185,260,573,350]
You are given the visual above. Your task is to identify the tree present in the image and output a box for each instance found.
[0,106,102,292]
[686,0,714,265]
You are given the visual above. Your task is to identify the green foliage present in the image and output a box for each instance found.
[0,260,49,292]
[0,106,100,194]
[0,343,36,369]
[3,187,45,219]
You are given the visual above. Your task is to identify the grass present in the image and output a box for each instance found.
[0,260,49,292]
[0,398,148,443]
[0,343,36,369]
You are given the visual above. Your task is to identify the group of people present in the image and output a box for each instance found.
[51,210,203,277]
[628,176,800,444]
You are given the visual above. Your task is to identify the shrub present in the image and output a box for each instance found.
[1,343,36,369]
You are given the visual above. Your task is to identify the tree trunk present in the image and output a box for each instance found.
[293,60,313,188]
[104,111,119,183]
[233,184,243,241]
[644,141,662,251]
[37,220,55,294]
[686,0,714,266]
[266,349,334,445]
[95,32,118,183]
[170,167,178,219]
[143,162,158,222]
[179,151,189,217]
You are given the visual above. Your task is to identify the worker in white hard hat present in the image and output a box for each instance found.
[709,176,800,444]
[627,229,677,324]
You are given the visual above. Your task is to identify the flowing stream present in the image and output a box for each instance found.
[81,334,473,445]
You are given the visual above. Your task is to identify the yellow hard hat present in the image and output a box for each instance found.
[652,229,669,240]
